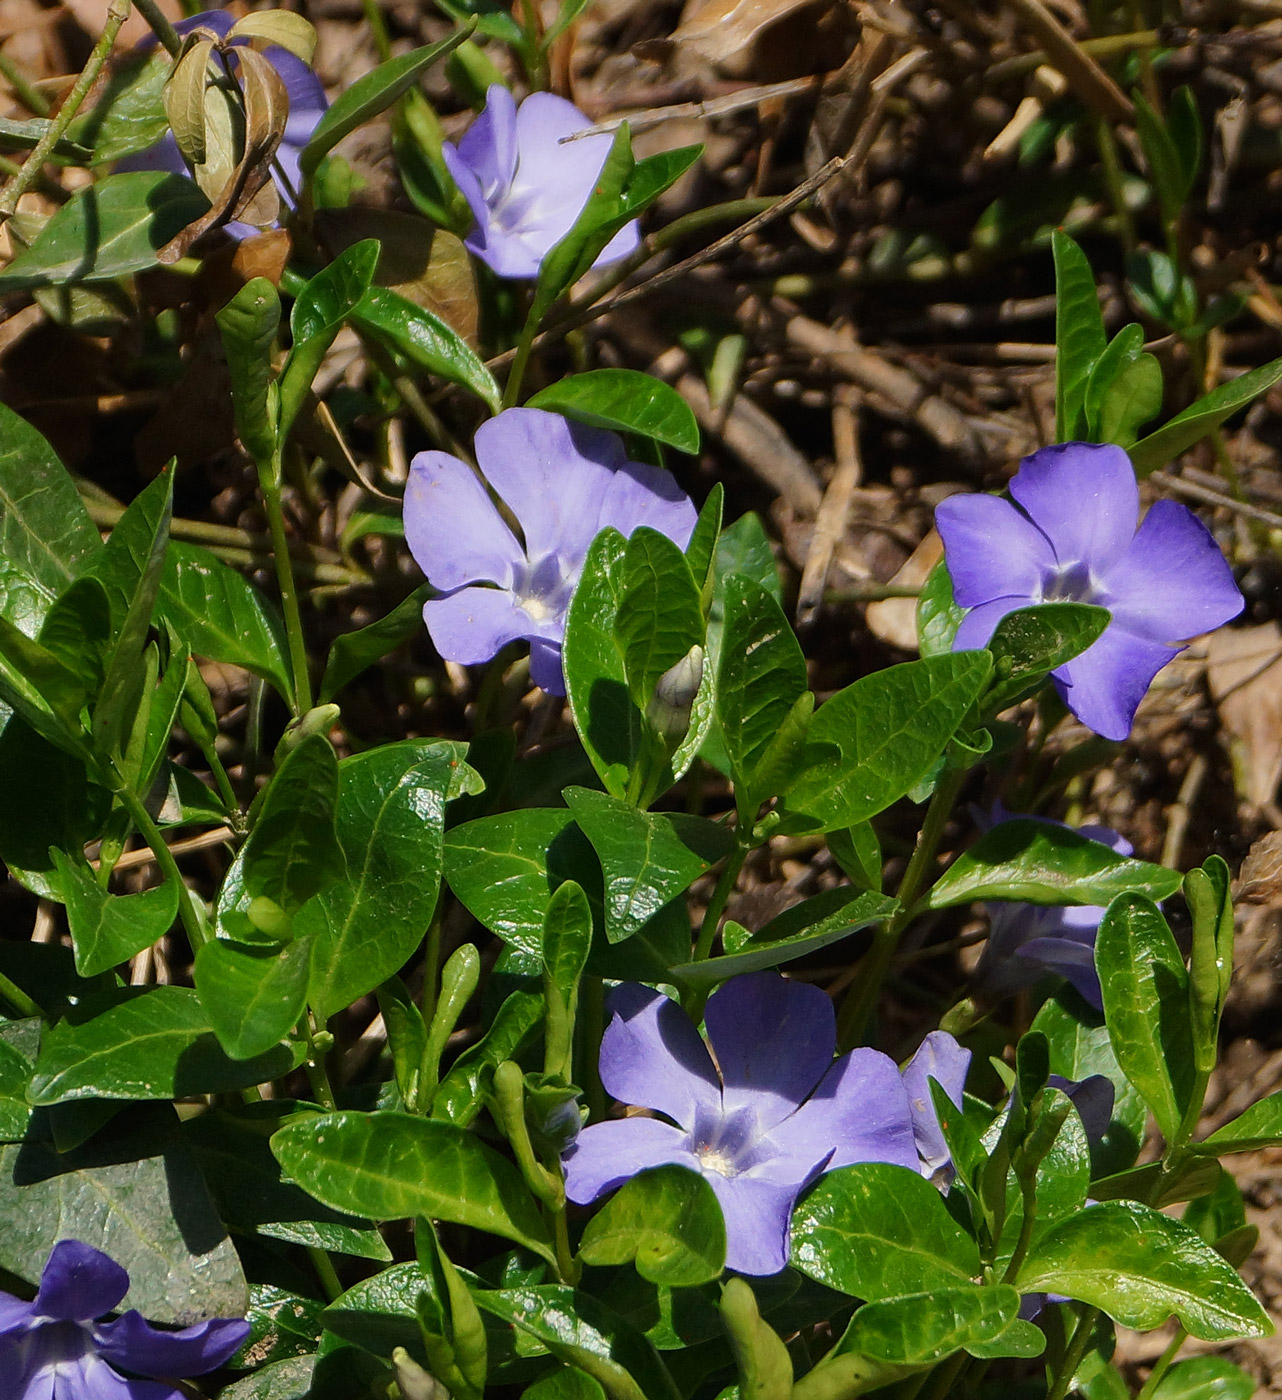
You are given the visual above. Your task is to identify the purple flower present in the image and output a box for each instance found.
[403,407,696,694]
[935,442,1243,740]
[443,84,642,280]
[561,972,918,1275]
[902,1030,971,1178]
[0,1239,248,1399]
[975,817,1131,1011]
[117,9,327,238]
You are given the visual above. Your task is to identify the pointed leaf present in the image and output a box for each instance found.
[195,938,312,1059]
[527,371,699,453]
[579,1164,726,1286]
[51,852,178,978]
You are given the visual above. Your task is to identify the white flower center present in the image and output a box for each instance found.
[696,1145,740,1178]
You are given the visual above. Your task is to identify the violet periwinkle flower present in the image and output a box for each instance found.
[0,1239,248,1399]
[935,442,1243,740]
[117,9,327,238]
[561,972,918,1275]
[403,407,697,694]
[901,1030,972,1178]
[442,84,642,280]
[974,817,1132,1012]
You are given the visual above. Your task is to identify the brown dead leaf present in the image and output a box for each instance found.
[1206,622,1282,809]
[656,0,860,79]
[314,208,479,345]
[1239,831,1282,906]
[864,528,941,653]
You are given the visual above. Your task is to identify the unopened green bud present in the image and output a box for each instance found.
[247,895,291,941]
[275,703,341,759]
[391,1347,446,1400]
[646,644,704,737]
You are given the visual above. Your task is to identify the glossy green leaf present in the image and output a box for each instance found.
[51,852,178,978]
[1084,322,1162,448]
[0,1031,33,1141]
[1151,1356,1254,1400]
[670,888,896,989]
[791,1162,981,1298]
[1053,229,1107,441]
[352,285,501,411]
[28,986,297,1103]
[1130,355,1282,476]
[916,557,964,659]
[983,602,1110,715]
[926,818,1181,910]
[0,1134,246,1323]
[0,612,92,755]
[1096,893,1195,1144]
[433,988,544,1125]
[524,1370,608,1400]
[216,277,281,465]
[316,1259,428,1381]
[579,1165,726,1286]
[1017,1201,1272,1340]
[615,528,704,710]
[0,115,91,160]
[415,1217,489,1400]
[840,1285,1021,1365]
[0,172,208,290]
[298,26,475,181]
[219,1356,315,1400]
[194,938,311,1059]
[527,371,699,453]
[67,50,171,164]
[319,583,431,704]
[0,403,101,636]
[716,572,808,811]
[720,1275,793,1400]
[475,1285,683,1400]
[158,541,294,702]
[784,653,992,830]
[1198,1090,1282,1154]
[563,786,732,942]
[271,1110,556,1263]
[299,741,454,1019]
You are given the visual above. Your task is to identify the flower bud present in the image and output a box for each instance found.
[646,644,704,738]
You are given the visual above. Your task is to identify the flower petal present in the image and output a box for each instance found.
[49,1352,180,1400]
[768,1047,919,1174]
[705,973,835,1134]
[422,586,540,668]
[0,1293,34,1335]
[528,637,566,695]
[474,410,616,567]
[1099,500,1244,641]
[94,1312,248,1377]
[1008,443,1138,572]
[1048,1074,1115,1144]
[1052,626,1179,740]
[35,1242,127,1322]
[404,451,522,592]
[598,461,698,552]
[901,1031,972,1175]
[935,493,1055,609]
[456,84,519,200]
[598,984,720,1127]
[562,1117,695,1204]
[704,1174,803,1275]
[1016,936,1103,1009]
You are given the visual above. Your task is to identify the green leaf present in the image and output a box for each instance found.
[0,1134,246,1323]
[925,818,1181,910]
[298,741,454,1019]
[298,26,475,182]
[319,583,431,704]
[219,1356,315,1400]
[351,285,501,412]
[1017,1201,1273,1340]
[279,240,381,435]
[670,888,896,989]
[433,988,544,1125]
[1096,894,1195,1144]
[791,1162,982,1298]
[716,573,808,811]
[67,49,171,164]
[1151,1357,1254,1400]
[1084,323,1163,448]
[579,1164,726,1286]
[1198,1090,1282,1154]
[917,558,964,659]
[28,986,298,1103]
[51,852,178,978]
[983,602,1111,715]
[563,786,732,942]
[524,1370,607,1400]
[526,371,699,453]
[839,1286,1021,1365]
[158,541,294,703]
[784,653,992,831]
[615,528,704,710]
[0,172,209,290]
[475,1285,683,1400]
[271,1110,557,1263]
[1053,229,1107,441]
[216,277,281,465]
[195,938,312,1059]
[0,612,92,755]
[1130,355,1282,476]
[0,403,101,636]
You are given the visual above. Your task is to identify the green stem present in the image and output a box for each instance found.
[0,971,40,1018]
[1134,1327,1186,1400]
[303,1013,338,1110]
[501,321,538,410]
[117,787,208,950]
[308,1245,344,1302]
[258,455,313,716]
[0,0,131,219]
[551,1204,579,1285]
[836,766,967,1051]
[1168,1065,1210,1159]
[920,1350,968,1400]
[132,0,182,54]
[359,0,393,61]
[1046,1305,1102,1400]
[0,51,50,116]
[1092,114,1136,257]
[692,840,750,963]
